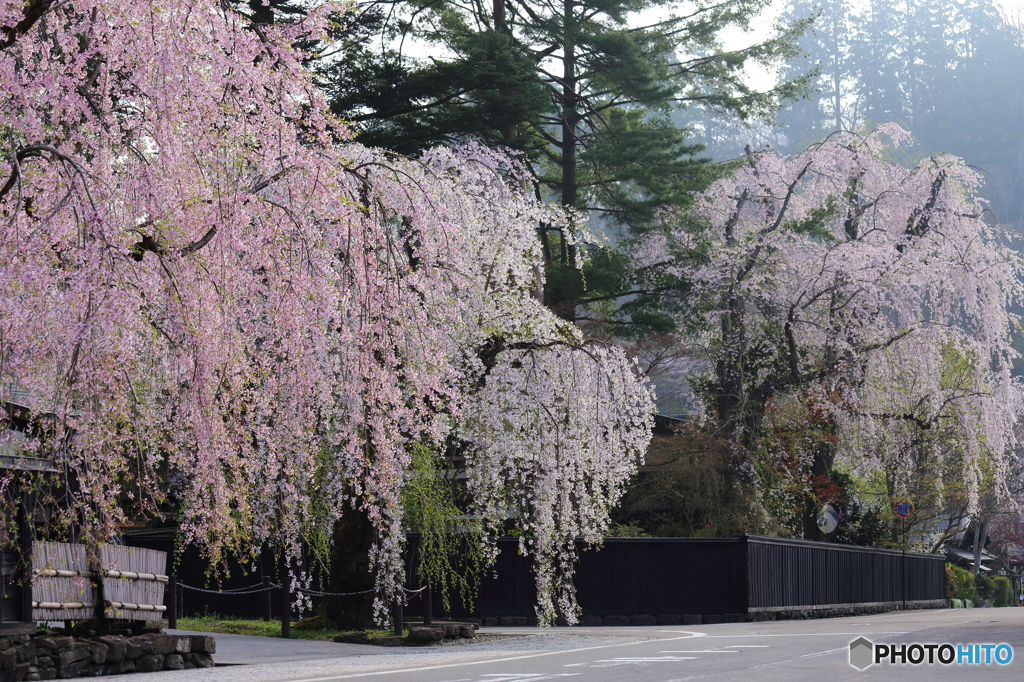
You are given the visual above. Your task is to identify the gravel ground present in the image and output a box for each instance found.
[109,632,647,682]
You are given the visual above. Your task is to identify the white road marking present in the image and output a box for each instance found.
[595,657,697,662]
[283,632,707,681]
[475,671,581,675]
[588,656,697,667]
[657,650,740,653]
[724,645,769,648]
[699,631,907,638]
[657,646,849,679]
[799,647,847,659]
[747,647,848,669]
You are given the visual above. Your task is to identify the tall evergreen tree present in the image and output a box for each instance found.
[776,0,860,145]
[321,0,812,329]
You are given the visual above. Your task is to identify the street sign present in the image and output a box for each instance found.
[894,501,913,518]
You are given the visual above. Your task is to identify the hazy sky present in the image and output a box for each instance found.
[719,0,1024,89]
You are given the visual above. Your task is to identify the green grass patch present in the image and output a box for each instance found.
[173,614,400,640]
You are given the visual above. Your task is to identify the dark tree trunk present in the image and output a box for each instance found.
[324,504,377,629]
[972,516,990,577]
[801,432,836,542]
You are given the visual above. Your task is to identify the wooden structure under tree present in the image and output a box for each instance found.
[0,386,170,628]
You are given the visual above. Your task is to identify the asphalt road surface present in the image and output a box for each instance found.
[125,608,1024,682]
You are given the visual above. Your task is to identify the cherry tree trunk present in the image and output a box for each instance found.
[325,506,377,630]
[801,434,837,542]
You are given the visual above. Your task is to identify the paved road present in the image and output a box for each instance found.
[124,608,1024,681]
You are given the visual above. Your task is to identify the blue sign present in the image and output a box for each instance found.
[895,501,913,518]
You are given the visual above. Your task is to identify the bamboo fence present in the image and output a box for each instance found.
[99,545,168,621]
[31,542,95,620]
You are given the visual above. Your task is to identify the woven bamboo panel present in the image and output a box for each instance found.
[31,542,96,620]
[99,545,168,621]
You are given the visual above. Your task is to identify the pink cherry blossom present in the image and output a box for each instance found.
[649,127,1022,515]
[0,1,652,624]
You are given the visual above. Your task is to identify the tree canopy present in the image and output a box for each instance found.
[0,0,653,624]
[775,0,1024,228]
[643,126,1022,538]
[322,0,812,332]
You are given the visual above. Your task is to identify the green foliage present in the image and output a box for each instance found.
[176,614,396,640]
[830,499,891,547]
[319,20,548,156]
[994,576,1013,607]
[610,424,751,538]
[318,0,812,339]
[975,572,996,600]
[606,522,651,538]
[401,443,487,614]
[783,197,838,242]
[950,564,977,601]
[945,564,956,599]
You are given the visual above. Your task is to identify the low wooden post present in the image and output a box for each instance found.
[167,576,178,629]
[280,571,291,639]
[392,598,403,637]
[93,555,105,626]
[17,488,33,624]
[263,576,272,622]
[423,585,432,626]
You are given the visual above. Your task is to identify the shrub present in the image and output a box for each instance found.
[994,576,1013,607]
[950,598,962,608]
[946,564,957,598]
[952,565,976,601]
[975,573,996,600]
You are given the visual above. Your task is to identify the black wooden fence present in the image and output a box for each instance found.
[121,532,946,621]
[123,528,284,620]
[404,535,947,619]
[745,535,945,611]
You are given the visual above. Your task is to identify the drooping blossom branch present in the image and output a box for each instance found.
[647,125,1022,518]
[0,0,653,624]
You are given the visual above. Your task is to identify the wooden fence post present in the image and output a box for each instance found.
[263,576,272,622]
[280,571,291,639]
[392,597,403,637]
[167,576,177,630]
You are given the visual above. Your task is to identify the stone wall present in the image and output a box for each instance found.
[0,632,215,681]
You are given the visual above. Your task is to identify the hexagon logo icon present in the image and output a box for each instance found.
[849,637,874,670]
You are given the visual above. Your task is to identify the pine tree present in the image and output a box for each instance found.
[323,0,812,329]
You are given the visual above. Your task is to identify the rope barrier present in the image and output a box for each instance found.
[177,583,281,595]
[175,582,376,597]
[215,582,273,592]
[175,582,424,597]
[401,585,428,594]
[294,587,375,597]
